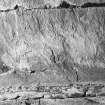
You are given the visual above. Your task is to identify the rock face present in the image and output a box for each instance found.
[0,0,105,105]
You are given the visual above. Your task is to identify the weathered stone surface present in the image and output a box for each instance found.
[0,6,105,82]
[0,0,105,105]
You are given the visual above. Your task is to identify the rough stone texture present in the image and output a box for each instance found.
[1,5,105,82]
[0,0,105,105]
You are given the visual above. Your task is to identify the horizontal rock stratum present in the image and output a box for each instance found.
[0,0,105,105]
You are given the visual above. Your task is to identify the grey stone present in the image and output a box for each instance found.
[0,0,105,105]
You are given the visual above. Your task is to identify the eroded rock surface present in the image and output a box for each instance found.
[0,0,105,105]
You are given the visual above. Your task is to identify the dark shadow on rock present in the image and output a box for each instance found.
[14,5,19,10]
[81,2,105,8]
[57,1,77,9]
[0,61,10,74]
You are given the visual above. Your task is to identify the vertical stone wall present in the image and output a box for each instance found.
[0,0,105,104]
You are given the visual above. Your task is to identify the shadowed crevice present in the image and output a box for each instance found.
[81,2,105,8]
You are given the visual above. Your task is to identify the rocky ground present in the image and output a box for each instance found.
[0,0,105,105]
